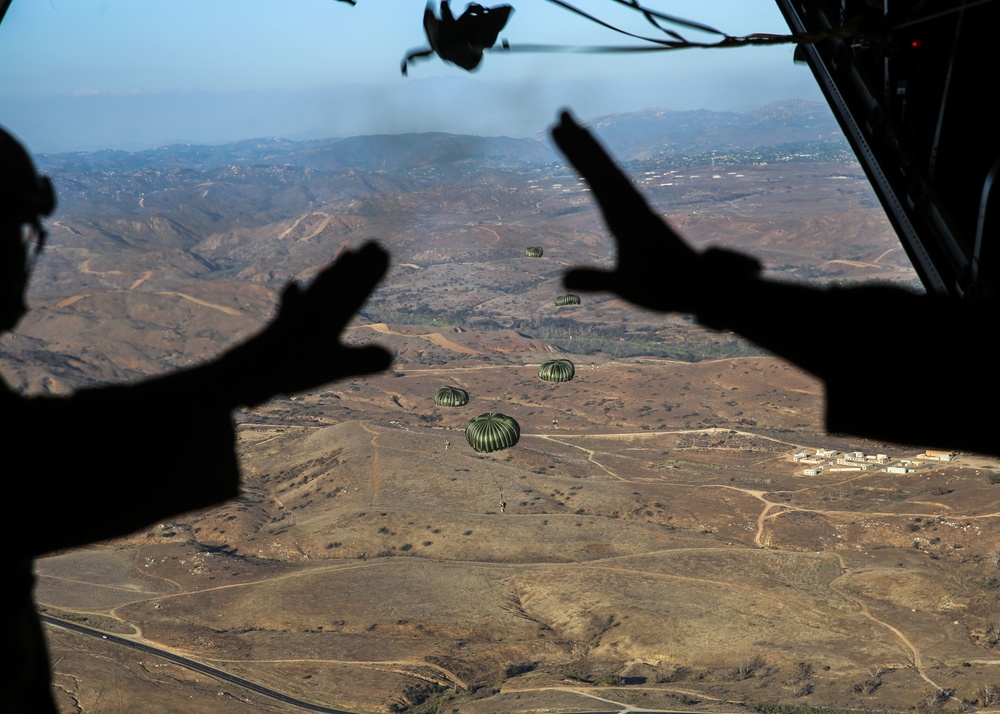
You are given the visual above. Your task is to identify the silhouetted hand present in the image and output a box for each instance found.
[223,241,393,407]
[551,110,706,313]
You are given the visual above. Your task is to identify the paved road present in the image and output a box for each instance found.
[42,615,357,714]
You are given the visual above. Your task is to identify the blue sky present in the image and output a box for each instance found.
[0,1,825,151]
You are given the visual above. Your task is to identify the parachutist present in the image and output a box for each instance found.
[539,358,575,383]
[466,412,520,453]
[402,2,513,76]
[435,385,470,407]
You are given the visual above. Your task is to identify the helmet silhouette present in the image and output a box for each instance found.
[0,127,56,226]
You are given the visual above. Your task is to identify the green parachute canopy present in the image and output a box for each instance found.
[465,412,520,453]
[524,247,543,258]
[555,294,581,306]
[434,385,470,407]
[538,358,575,383]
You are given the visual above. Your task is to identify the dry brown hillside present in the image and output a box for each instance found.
[17,119,998,714]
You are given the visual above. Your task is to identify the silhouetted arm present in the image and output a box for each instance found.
[14,243,394,555]
[177,241,393,409]
[551,110,762,315]
[551,111,1000,455]
[552,110,859,374]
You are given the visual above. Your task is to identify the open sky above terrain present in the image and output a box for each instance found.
[0,0,825,150]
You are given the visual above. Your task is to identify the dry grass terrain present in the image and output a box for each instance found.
[14,115,1000,712]
[37,348,1000,713]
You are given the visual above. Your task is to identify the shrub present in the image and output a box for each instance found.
[504,661,536,678]
[595,673,624,687]
[792,682,813,697]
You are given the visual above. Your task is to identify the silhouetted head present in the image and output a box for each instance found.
[0,126,55,332]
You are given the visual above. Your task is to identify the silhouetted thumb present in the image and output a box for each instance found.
[277,281,303,318]
[337,345,394,377]
[564,268,616,293]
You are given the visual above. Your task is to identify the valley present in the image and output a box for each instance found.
[10,102,998,714]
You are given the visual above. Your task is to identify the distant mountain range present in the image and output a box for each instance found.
[36,99,846,174]
[585,98,844,159]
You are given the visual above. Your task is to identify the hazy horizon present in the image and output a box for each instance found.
[21,93,827,156]
[1,1,824,152]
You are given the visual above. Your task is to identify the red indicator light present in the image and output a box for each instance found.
[910,38,922,49]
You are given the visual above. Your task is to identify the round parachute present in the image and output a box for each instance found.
[434,385,470,407]
[555,294,581,306]
[524,247,543,258]
[539,358,575,383]
[465,412,520,453]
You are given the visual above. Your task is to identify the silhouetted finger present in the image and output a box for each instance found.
[563,267,617,293]
[551,112,624,186]
[308,242,389,302]
[297,242,389,329]
[552,112,663,241]
[552,113,644,204]
[335,345,394,378]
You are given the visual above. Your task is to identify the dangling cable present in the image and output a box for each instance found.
[542,0,704,47]
[531,0,879,54]
[599,0,729,37]
[401,0,884,73]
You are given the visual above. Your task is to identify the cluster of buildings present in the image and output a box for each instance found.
[791,448,954,476]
